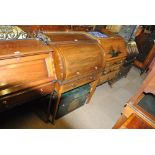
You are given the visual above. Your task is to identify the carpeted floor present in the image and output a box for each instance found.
[0,67,146,129]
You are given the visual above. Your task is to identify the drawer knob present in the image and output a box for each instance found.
[71,83,76,87]
[14,51,21,54]
[76,71,80,75]
[3,101,7,105]
[89,76,93,80]
[40,89,44,94]
[95,66,98,70]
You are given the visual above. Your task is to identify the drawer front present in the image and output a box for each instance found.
[103,64,122,75]
[0,83,54,110]
[108,70,119,80]
[99,70,119,85]
[54,43,103,81]
[106,58,125,67]
[98,74,108,85]
[61,74,97,93]
[1,59,48,83]
[0,53,54,91]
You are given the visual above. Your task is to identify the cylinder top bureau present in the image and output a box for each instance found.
[0,39,56,116]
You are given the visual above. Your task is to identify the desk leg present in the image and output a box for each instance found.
[86,80,99,104]
[46,91,54,123]
[52,89,62,124]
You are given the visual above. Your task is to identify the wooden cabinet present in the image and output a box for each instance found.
[0,39,56,113]
[87,31,128,86]
[113,113,153,129]
[113,61,155,129]
[41,32,104,123]
[46,32,104,85]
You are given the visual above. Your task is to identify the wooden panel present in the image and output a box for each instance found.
[45,32,97,43]
[87,31,127,62]
[0,39,52,59]
[50,32,104,82]
[0,39,56,113]
[56,43,103,80]
[0,82,54,111]
[98,70,119,85]
[61,74,97,93]
[119,114,153,129]
[0,54,55,96]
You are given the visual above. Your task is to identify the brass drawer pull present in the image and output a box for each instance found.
[76,71,80,75]
[89,76,93,80]
[95,66,98,70]
[71,83,77,87]
[40,88,44,95]
[2,100,7,105]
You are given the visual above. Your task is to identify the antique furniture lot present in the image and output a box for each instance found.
[0,39,56,120]
[0,27,134,124]
[43,31,104,123]
[113,60,155,129]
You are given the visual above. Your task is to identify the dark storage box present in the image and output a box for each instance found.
[53,84,90,119]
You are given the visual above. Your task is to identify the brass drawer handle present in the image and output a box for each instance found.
[90,76,96,80]
[76,71,80,75]
[89,76,93,80]
[95,66,98,70]
[2,100,7,105]
[40,89,44,95]
[71,83,77,87]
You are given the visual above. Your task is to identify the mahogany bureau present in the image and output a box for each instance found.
[0,39,56,120]
[87,31,128,86]
[40,31,104,123]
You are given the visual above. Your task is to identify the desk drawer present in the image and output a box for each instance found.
[103,64,122,75]
[106,58,125,67]
[61,74,97,93]
[99,70,119,85]
[0,82,54,110]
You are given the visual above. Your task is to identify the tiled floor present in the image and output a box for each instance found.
[0,67,146,129]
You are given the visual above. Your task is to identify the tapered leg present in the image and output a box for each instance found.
[51,90,62,124]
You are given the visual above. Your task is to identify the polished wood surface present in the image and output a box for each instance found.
[46,32,104,82]
[44,31,97,43]
[19,25,94,35]
[42,32,105,123]
[0,39,55,112]
[0,39,51,59]
[117,114,153,129]
[87,31,128,85]
[113,61,155,129]
[19,25,71,35]
[0,29,132,124]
